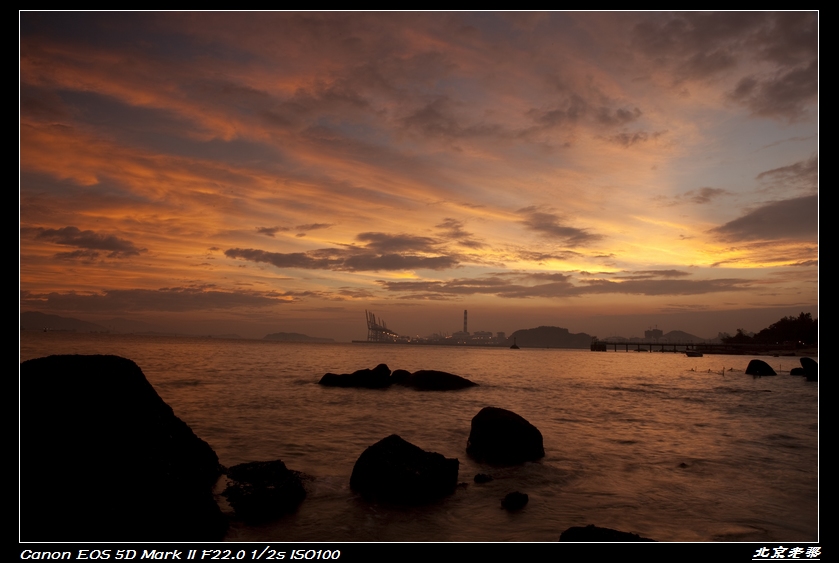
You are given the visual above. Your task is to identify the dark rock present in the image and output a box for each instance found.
[800,357,818,381]
[390,369,412,384]
[350,434,459,504]
[222,460,306,523]
[319,363,392,388]
[467,407,545,465]
[474,473,493,483]
[745,359,777,376]
[501,491,528,510]
[560,524,656,542]
[790,367,806,375]
[402,369,478,390]
[20,354,227,541]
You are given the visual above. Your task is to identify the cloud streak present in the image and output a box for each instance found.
[32,226,145,258]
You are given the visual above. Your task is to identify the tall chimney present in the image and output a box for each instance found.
[464,309,467,333]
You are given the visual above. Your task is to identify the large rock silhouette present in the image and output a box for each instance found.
[467,407,545,464]
[800,357,818,382]
[350,434,459,504]
[20,354,227,541]
[745,359,777,376]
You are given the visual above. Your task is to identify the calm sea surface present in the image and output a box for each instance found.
[19,332,819,542]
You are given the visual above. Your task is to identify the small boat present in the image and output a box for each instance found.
[685,351,703,357]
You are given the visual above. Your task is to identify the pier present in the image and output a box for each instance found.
[591,339,804,355]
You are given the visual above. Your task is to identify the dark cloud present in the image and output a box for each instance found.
[605,130,665,147]
[659,303,711,313]
[515,249,583,263]
[401,96,504,140]
[355,232,439,253]
[296,223,334,231]
[54,249,102,261]
[756,155,817,194]
[343,253,458,271]
[595,106,642,127]
[528,94,588,128]
[618,270,692,280]
[710,195,817,242]
[225,236,460,272]
[257,226,289,237]
[225,248,341,270]
[683,187,730,204]
[21,286,288,313]
[378,273,753,299]
[729,59,817,120]
[435,218,484,248]
[633,12,817,120]
[33,226,145,257]
[575,277,754,296]
[336,288,377,299]
[517,207,602,247]
[681,49,737,78]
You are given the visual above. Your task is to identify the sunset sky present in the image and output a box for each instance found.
[19,12,818,341]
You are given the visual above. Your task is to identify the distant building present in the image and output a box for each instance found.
[645,328,663,341]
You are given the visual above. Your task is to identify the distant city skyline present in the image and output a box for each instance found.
[20,12,818,342]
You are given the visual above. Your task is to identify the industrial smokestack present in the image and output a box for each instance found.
[464,309,467,334]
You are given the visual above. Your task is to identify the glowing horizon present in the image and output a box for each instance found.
[20,12,818,341]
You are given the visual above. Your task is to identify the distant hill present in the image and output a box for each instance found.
[263,332,334,343]
[99,317,160,334]
[21,311,109,333]
[506,326,593,349]
[662,330,704,343]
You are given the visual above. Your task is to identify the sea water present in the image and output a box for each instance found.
[19,331,818,542]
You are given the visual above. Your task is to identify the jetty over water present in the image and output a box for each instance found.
[591,339,807,355]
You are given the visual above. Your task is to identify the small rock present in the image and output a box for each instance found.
[222,460,306,524]
[501,491,528,510]
[467,407,545,465]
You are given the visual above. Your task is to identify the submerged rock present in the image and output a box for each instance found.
[319,365,478,390]
[319,363,392,388]
[400,370,478,390]
[466,407,545,465]
[745,359,777,376]
[559,524,656,542]
[20,354,227,541]
[350,434,459,504]
[223,460,306,523]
